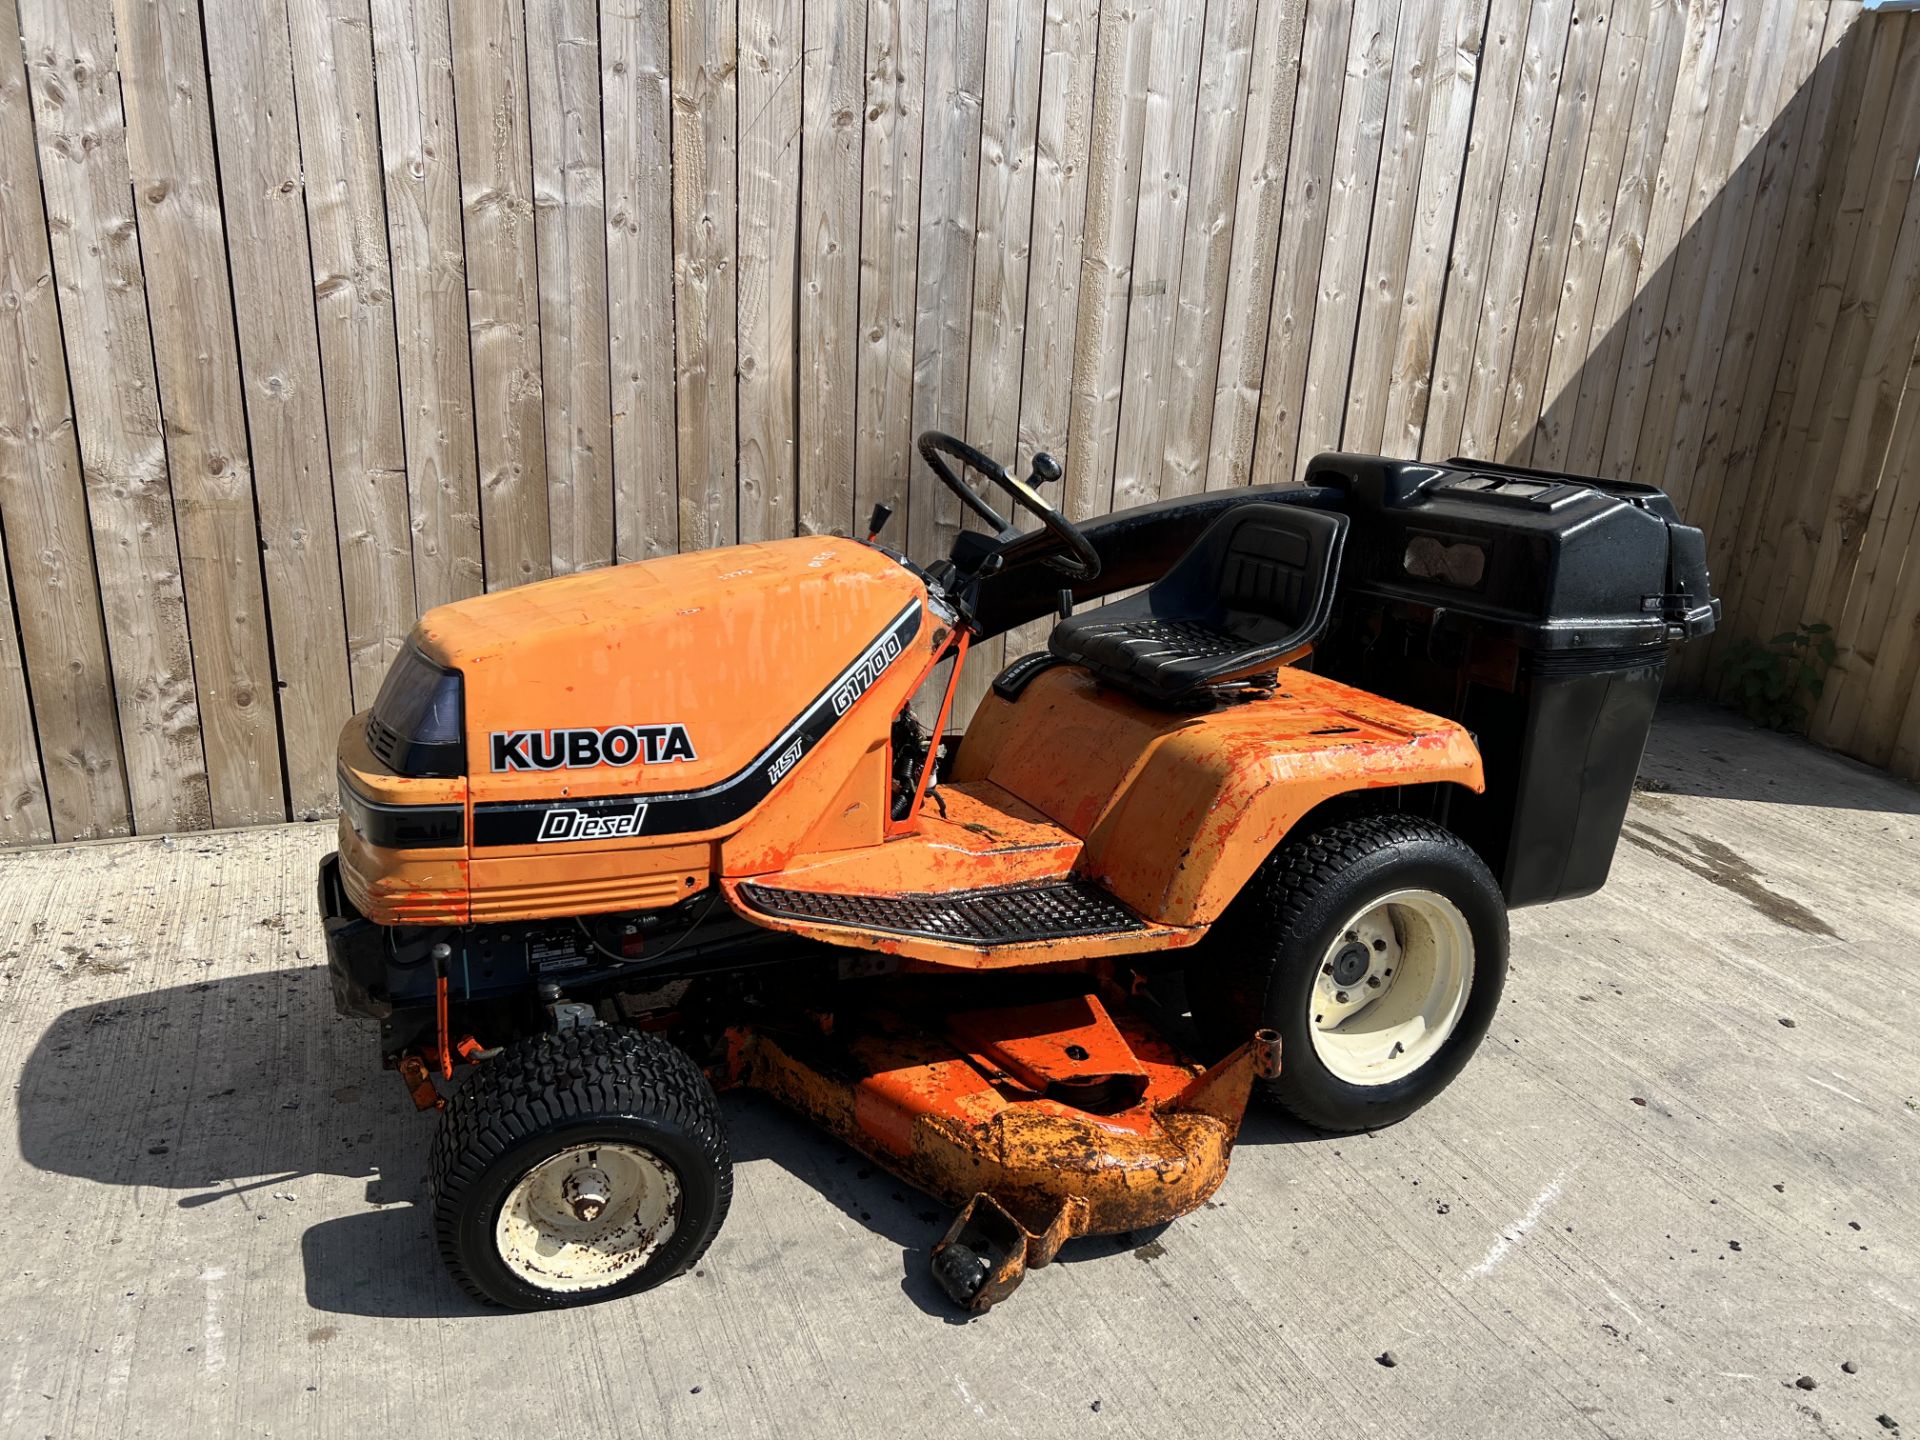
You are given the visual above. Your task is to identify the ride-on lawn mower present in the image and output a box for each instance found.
[319,436,1717,1311]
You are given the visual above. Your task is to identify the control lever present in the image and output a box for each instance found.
[1030,452,1063,486]
[866,502,893,542]
[1057,588,1074,621]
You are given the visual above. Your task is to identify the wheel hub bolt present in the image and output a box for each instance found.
[564,1166,613,1223]
[1331,941,1372,988]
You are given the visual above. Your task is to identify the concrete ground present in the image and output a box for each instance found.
[0,702,1915,1439]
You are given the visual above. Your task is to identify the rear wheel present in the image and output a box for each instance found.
[1188,814,1507,1132]
[428,1026,731,1309]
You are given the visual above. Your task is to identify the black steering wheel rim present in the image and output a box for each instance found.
[916,430,1102,581]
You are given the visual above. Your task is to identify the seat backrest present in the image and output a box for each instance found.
[1160,501,1344,633]
[1219,515,1317,620]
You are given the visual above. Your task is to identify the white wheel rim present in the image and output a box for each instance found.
[1307,889,1475,1087]
[494,1143,681,1294]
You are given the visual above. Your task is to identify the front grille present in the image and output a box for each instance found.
[365,713,404,769]
[738,879,1146,945]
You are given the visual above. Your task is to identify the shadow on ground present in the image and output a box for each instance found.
[12,964,488,1319]
[16,966,1328,1321]
[1638,703,1920,813]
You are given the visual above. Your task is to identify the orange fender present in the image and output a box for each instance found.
[952,665,1484,927]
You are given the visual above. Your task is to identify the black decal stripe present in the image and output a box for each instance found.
[471,601,925,847]
[337,767,465,850]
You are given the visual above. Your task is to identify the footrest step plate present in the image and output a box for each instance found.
[736,879,1145,946]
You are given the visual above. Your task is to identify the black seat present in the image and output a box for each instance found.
[1047,502,1348,705]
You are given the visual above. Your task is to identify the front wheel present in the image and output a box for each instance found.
[1187,814,1508,1132]
[428,1026,732,1309]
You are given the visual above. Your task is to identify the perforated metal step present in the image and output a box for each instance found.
[737,878,1146,946]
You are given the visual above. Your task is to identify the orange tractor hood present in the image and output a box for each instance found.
[416,538,929,806]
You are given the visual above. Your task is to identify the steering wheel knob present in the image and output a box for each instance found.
[916,430,1102,583]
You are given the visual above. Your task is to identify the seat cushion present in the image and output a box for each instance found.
[1051,617,1249,690]
[1047,502,1347,705]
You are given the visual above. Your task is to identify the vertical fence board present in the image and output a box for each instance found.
[967,0,1047,472]
[1344,0,1445,456]
[737,0,801,544]
[451,0,551,585]
[0,90,51,838]
[1595,0,1724,478]
[1110,0,1208,510]
[1204,0,1306,490]
[1858,354,1920,768]
[1063,0,1151,519]
[1530,0,1649,469]
[1016,0,1098,473]
[0,0,129,840]
[1158,0,1260,499]
[1417,0,1532,461]
[958,0,1048,707]
[798,0,864,538]
[1491,0,1610,463]
[1012,0,1097,679]
[906,0,989,573]
[1452,0,1577,462]
[21,0,213,833]
[1377,0,1486,459]
[1247,0,1352,486]
[1298,0,1400,463]
[0,544,50,842]
[853,0,927,548]
[670,0,739,551]
[603,0,679,562]
[1651,0,1799,512]
[370,0,485,608]
[906,0,988,719]
[1632,0,1771,503]
[289,0,416,703]
[527,0,615,572]
[1825,324,1920,752]
[1559,0,1691,471]
[998,0,1099,664]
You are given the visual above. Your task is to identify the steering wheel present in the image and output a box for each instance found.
[916,431,1102,580]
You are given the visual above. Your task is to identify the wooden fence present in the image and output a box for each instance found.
[1,0,1917,846]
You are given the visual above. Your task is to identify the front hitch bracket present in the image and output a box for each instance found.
[932,1193,1087,1311]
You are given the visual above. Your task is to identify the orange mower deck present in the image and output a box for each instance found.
[729,990,1280,1310]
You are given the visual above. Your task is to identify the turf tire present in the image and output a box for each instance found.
[428,1025,731,1310]
[1188,814,1508,1133]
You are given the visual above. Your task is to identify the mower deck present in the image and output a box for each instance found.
[729,989,1279,1309]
